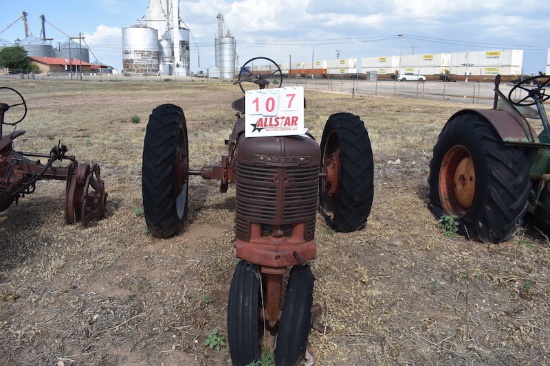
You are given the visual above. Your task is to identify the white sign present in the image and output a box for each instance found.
[244,86,306,137]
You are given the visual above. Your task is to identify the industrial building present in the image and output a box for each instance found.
[123,0,190,76]
[0,11,97,72]
[123,5,237,78]
[29,56,92,74]
[213,13,236,79]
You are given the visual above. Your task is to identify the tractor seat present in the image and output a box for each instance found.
[0,130,26,151]
[231,97,245,113]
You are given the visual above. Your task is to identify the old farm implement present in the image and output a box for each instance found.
[142,57,374,365]
[429,74,550,242]
[0,86,107,226]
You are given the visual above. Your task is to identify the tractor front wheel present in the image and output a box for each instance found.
[429,113,531,243]
[142,104,189,238]
[275,264,314,366]
[227,260,261,366]
[319,112,374,232]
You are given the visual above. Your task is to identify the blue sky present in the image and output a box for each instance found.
[1,0,548,74]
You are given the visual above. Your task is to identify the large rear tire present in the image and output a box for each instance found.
[227,260,261,366]
[142,104,189,238]
[429,112,531,243]
[275,264,314,366]
[319,112,374,232]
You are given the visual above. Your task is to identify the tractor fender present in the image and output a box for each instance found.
[448,109,539,143]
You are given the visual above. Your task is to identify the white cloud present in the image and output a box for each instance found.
[83,24,122,67]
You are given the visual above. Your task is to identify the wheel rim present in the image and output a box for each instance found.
[439,145,475,217]
[321,131,341,209]
[175,127,188,219]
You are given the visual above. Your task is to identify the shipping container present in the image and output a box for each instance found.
[303,60,328,70]
[207,67,220,78]
[326,68,357,75]
[397,53,452,75]
[360,56,400,74]
[449,50,523,76]
[326,58,357,69]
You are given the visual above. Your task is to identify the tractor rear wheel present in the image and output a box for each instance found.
[429,113,531,243]
[142,104,189,238]
[227,260,261,366]
[319,112,374,232]
[275,264,314,366]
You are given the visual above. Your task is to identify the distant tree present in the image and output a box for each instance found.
[0,46,30,70]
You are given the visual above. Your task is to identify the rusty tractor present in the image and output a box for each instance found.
[141,57,374,365]
[0,86,107,226]
[429,74,550,243]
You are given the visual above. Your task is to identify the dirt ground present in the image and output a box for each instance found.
[0,79,549,366]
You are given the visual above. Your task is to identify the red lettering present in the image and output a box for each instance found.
[257,117,264,127]
[291,116,298,126]
[286,93,295,109]
[266,97,276,112]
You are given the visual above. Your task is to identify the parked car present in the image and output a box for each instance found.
[398,72,426,81]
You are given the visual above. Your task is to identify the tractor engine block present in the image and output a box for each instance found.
[233,134,320,267]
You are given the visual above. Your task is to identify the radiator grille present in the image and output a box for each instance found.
[235,161,318,241]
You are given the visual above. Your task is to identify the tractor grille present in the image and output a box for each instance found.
[235,161,318,241]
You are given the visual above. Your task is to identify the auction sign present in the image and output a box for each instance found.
[244,86,306,137]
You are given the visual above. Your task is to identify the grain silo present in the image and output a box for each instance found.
[16,35,53,57]
[122,24,160,74]
[134,0,190,76]
[159,33,173,75]
[55,40,90,63]
[215,14,236,79]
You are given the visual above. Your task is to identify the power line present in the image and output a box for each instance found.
[401,34,548,51]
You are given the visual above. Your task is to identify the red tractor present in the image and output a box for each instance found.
[429,74,550,243]
[141,57,374,365]
[0,87,107,226]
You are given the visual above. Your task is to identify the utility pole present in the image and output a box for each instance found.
[70,34,84,81]
[311,50,314,78]
[398,34,404,75]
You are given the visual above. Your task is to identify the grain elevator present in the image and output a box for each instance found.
[123,0,190,76]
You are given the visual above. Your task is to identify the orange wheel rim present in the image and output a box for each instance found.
[439,145,475,217]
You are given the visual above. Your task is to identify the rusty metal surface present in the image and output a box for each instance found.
[235,238,316,268]
[450,108,538,143]
[65,163,107,226]
[1,86,107,226]
[260,268,285,328]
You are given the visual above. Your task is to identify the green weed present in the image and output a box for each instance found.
[204,328,226,351]
[438,215,459,237]
[247,348,275,366]
[131,114,141,124]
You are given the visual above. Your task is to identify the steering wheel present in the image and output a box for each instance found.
[0,87,27,125]
[237,57,283,93]
[509,74,550,106]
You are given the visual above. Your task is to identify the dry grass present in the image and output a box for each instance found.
[0,79,549,365]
